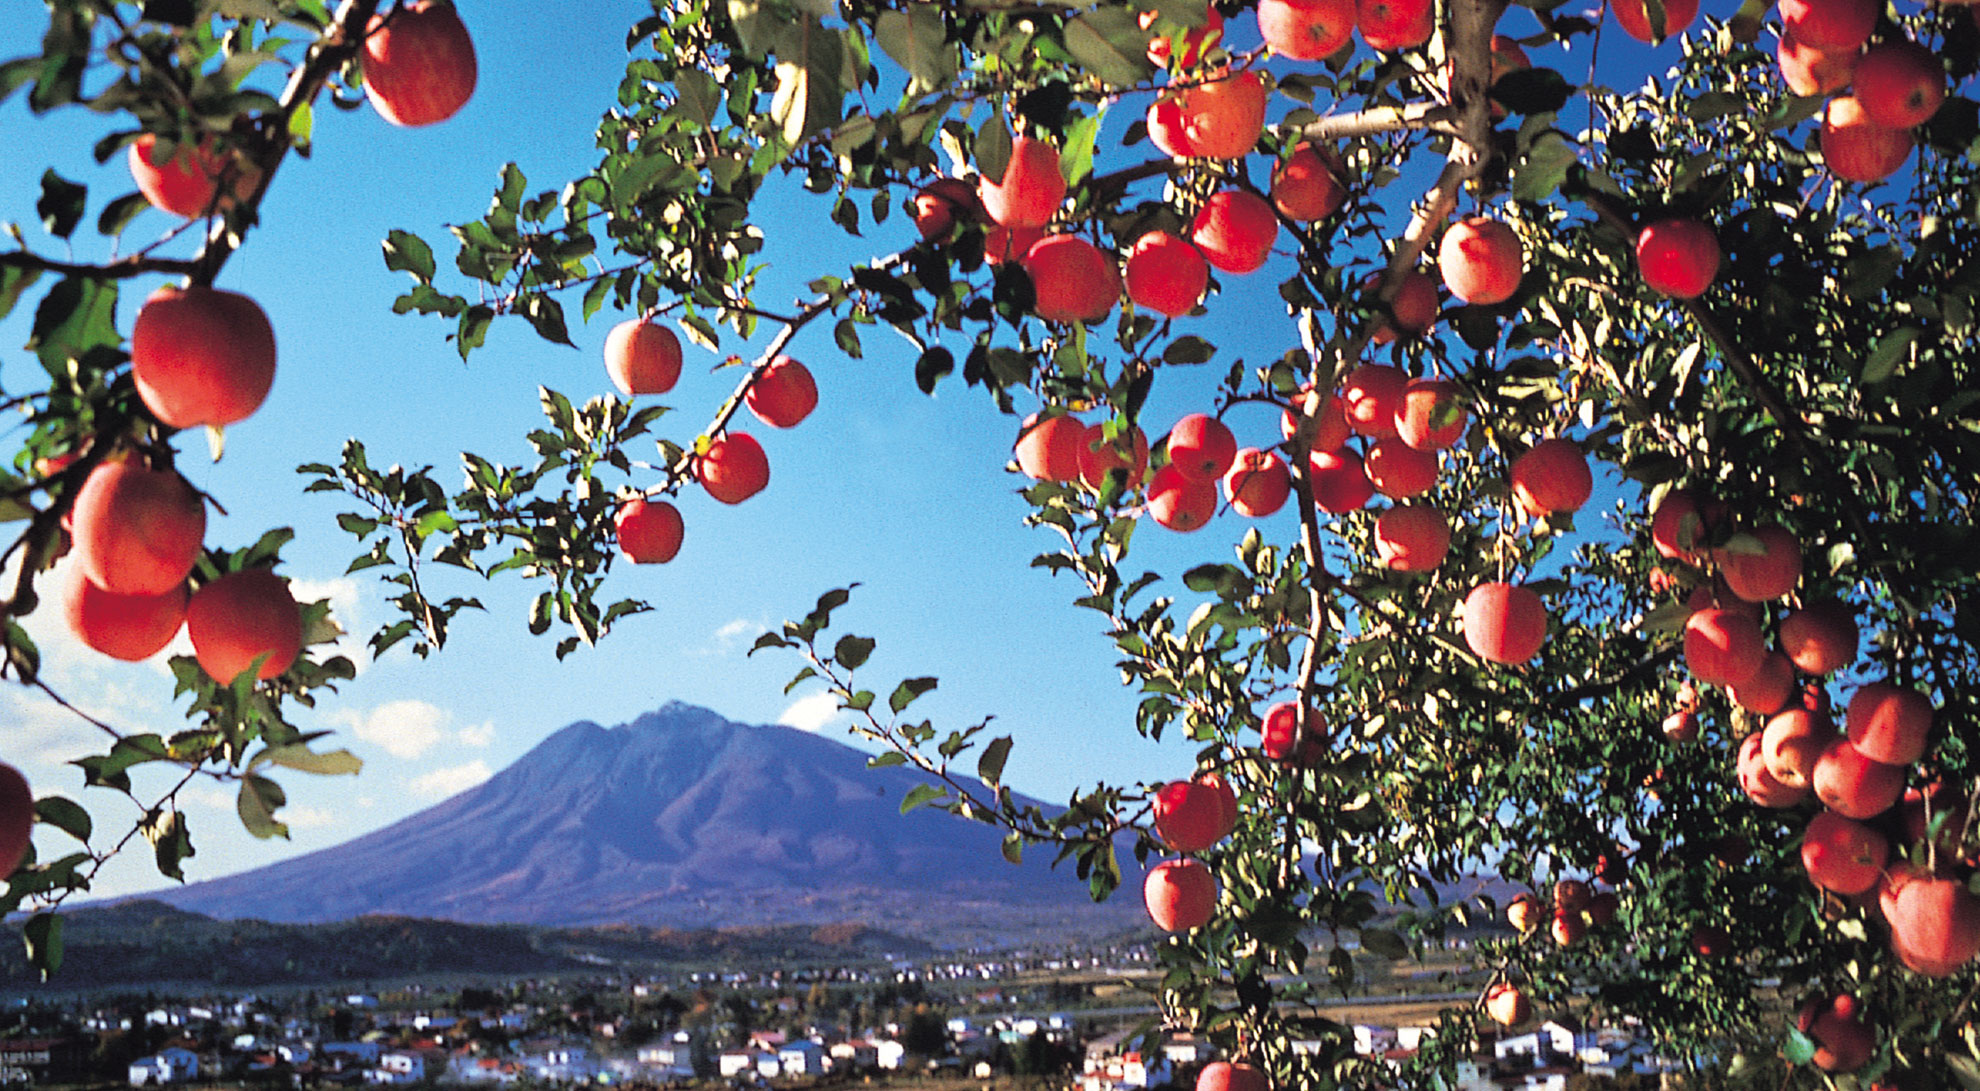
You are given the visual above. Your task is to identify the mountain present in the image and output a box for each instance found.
[139,702,1140,946]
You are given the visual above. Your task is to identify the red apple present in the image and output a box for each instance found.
[978,134,1066,229]
[1714,524,1802,602]
[1611,0,1699,41]
[0,764,28,877]
[1147,92,1197,159]
[1022,234,1121,325]
[1845,682,1933,766]
[1153,776,1238,852]
[1485,983,1531,1027]
[984,224,1046,265]
[1359,0,1435,50]
[1763,705,1838,790]
[1341,364,1407,438]
[911,178,980,239]
[1281,387,1351,453]
[1394,378,1467,450]
[1167,414,1237,482]
[1780,0,1875,53]
[1884,870,1980,976]
[697,431,770,503]
[1636,218,1720,299]
[1179,69,1269,160]
[1148,464,1218,531]
[1509,439,1592,517]
[1507,893,1544,932]
[1811,738,1906,819]
[1366,269,1441,344]
[1124,232,1209,317]
[1078,423,1151,491]
[1727,650,1796,715]
[127,133,260,219]
[1223,449,1292,517]
[131,284,278,430]
[1271,144,1347,221]
[1196,1062,1267,1091]
[1144,858,1218,931]
[1684,607,1765,687]
[615,498,684,564]
[65,565,187,662]
[1015,413,1088,483]
[1307,449,1374,513]
[1373,504,1450,572]
[1191,190,1278,273]
[745,356,818,428]
[1439,216,1523,305]
[1257,0,1356,59]
[362,0,478,127]
[1144,4,1226,67]
[1854,38,1945,129]
[1550,909,1585,946]
[71,459,207,598]
[1364,439,1437,499]
[1778,600,1858,676]
[604,318,683,396]
[186,568,303,684]
[1461,582,1547,664]
[1777,28,1858,97]
[1822,95,1915,184]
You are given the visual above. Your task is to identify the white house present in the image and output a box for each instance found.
[717,1050,765,1078]
[875,1040,907,1070]
[778,1041,827,1076]
[364,1051,425,1084]
[1352,1025,1398,1056]
[127,1047,198,1086]
[829,1041,879,1070]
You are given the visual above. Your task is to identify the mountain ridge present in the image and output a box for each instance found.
[132,702,1140,946]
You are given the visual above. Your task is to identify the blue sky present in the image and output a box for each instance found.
[0,2,1682,903]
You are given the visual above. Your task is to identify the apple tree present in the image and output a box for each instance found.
[4,0,1980,1088]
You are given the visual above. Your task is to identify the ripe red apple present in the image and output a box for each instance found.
[1549,909,1585,947]
[1223,449,1292,517]
[1763,705,1837,790]
[615,498,683,564]
[187,568,303,684]
[1167,414,1238,482]
[131,284,278,430]
[362,0,478,127]
[71,459,207,598]
[1439,216,1523,305]
[1822,95,1915,184]
[1281,387,1351,453]
[1015,413,1087,483]
[1078,423,1151,491]
[1740,734,1812,809]
[1727,650,1795,715]
[1307,450,1374,513]
[0,764,29,878]
[1125,232,1209,317]
[1147,91,1197,158]
[1394,378,1467,450]
[911,178,980,239]
[1022,234,1121,324]
[1144,4,1226,67]
[697,431,770,504]
[1898,784,1968,858]
[1271,144,1347,221]
[1800,810,1888,894]
[1259,700,1324,765]
[1148,465,1218,531]
[1585,891,1620,926]
[1777,29,1858,98]
[1506,892,1544,933]
[1359,0,1434,50]
[65,565,187,662]
[1683,607,1764,687]
[1884,870,1980,976]
[1485,983,1531,1027]
[1661,710,1698,743]
[1636,218,1720,299]
[1509,439,1592,517]
[1191,190,1278,274]
[1800,996,1875,1073]
[1366,269,1441,344]
[1554,879,1591,914]
[1364,439,1437,499]
[745,356,818,428]
[127,133,261,219]
[1854,39,1945,128]
[604,318,683,396]
[1153,776,1238,852]
[1196,1061,1267,1091]
[1373,504,1450,572]
[1610,0,1699,42]
[1778,600,1858,676]
[1845,681,1933,765]
[1651,487,1720,563]
[979,134,1066,229]
[1257,0,1356,59]
[1180,70,1268,160]
[1341,364,1407,439]
[1461,582,1547,664]
[1811,738,1905,819]
[1779,0,1875,54]
[1714,524,1802,602]
[984,224,1046,266]
[1144,858,1218,931]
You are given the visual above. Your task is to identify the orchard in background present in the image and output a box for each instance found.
[3,0,1980,1089]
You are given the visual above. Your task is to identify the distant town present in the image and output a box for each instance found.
[0,936,1679,1091]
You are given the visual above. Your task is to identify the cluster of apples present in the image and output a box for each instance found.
[603,320,818,565]
[1649,487,1980,982]
[1771,0,1949,183]
[56,4,482,682]
[1141,773,1239,932]
[1486,872,1627,1026]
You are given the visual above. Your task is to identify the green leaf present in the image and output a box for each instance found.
[976,117,1012,185]
[834,634,875,670]
[36,169,86,239]
[256,744,362,777]
[977,735,1012,787]
[33,797,90,843]
[1359,928,1409,959]
[524,293,575,346]
[145,810,194,882]
[95,191,148,238]
[889,676,938,713]
[0,266,40,324]
[288,99,314,148]
[769,19,843,151]
[1163,336,1215,364]
[873,7,955,93]
[1064,7,1156,88]
[237,775,290,840]
[27,276,119,379]
[1782,1028,1816,1067]
[1862,324,1922,385]
[22,913,62,979]
[383,229,437,283]
[1512,131,1578,201]
[1001,831,1023,865]
[900,782,945,814]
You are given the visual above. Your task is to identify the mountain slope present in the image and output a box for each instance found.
[142,702,1137,945]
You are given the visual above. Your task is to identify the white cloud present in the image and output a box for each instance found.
[340,698,451,759]
[282,805,337,830]
[410,760,492,798]
[699,616,770,657]
[458,720,496,747]
[779,692,844,734]
[182,785,235,811]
